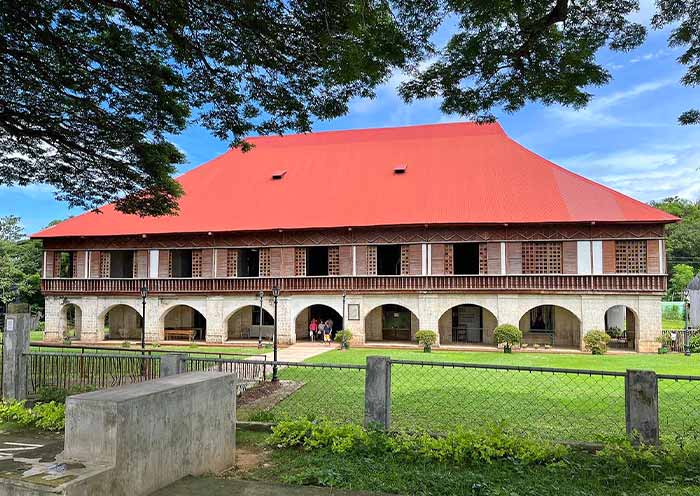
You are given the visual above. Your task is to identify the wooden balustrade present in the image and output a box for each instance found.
[41,274,667,295]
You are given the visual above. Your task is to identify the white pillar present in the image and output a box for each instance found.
[205,296,225,343]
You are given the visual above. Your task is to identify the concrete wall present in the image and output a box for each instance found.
[63,372,236,496]
[43,292,663,351]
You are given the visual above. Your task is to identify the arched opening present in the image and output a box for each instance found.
[60,303,82,341]
[162,305,207,341]
[604,305,637,350]
[103,305,143,340]
[438,304,498,345]
[295,304,343,341]
[227,305,274,341]
[519,305,581,348]
[365,304,418,342]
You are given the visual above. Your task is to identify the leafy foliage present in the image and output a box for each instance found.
[333,330,353,348]
[0,0,431,215]
[493,324,522,349]
[651,198,700,277]
[34,385,96,404]
[415,330,437,351]
[583,329,611,354]
[269,419,568,465]
[689,335,700,353]
[0,217,42,309]
[0,400,65,431]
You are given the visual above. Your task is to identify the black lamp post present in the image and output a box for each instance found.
[341,291,347,350]
[272,285,280,382]
[258,290,264,349]
[684,289,691,356]
[140,285,149,351]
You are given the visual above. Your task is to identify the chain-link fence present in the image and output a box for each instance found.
[658,374,700,445]
[390,360,627,441]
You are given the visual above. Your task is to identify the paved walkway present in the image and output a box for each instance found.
[262,342,333,362]
[152,477,394,495]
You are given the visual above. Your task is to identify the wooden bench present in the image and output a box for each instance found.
[164,329,197,341]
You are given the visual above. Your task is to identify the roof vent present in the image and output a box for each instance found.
[393,165,407,174]
[271,170,287,180]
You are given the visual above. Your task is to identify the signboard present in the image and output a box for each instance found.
[5,318,14,332]
[347,304,360,321]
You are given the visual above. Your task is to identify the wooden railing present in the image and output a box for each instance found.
[41,274,667,295]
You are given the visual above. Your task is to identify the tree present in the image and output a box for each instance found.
[668,264,696,300]
[400,1,698,125]
[1,0,433,216]
[0,215,24,241]
[651,197,700,272]
[3,1,698,218]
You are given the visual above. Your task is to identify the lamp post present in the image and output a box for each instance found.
[341,291,347,350]
[272,285,280,382]
[684,289,691,356]
[140,285,149,351]
[258,290,265,349]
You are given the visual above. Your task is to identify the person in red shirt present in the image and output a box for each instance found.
[309,318,318,342]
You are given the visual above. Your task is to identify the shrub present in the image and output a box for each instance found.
[269,419,568,465]
[33,322,45,334]
[493,324,522,352]
[583,330,611,355]
[415,330,437,352]
[689,335,700,353]
[606,326,623,339]
[35,385,96,404]
[150,342,161,349]
[0,400,65,431]
[333,330,353,349]
[121,340,131,348]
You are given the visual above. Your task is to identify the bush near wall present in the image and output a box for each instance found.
[0,400,65,431]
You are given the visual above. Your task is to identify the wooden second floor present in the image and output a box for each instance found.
[39,223,668,295]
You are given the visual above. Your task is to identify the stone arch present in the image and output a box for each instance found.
[59,303,82,340]
[364,303,419,342]
[161,304,207,341]
[102,304,143,340]
[437,304,499,345]
[98,302,142,322]
[294,304,344,341]
[518,304,581,348]
[604,304,639,351]
[226,305,275,341]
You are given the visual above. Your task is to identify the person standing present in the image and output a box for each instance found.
[309,318,318,342]
[317,320,326,343]
[323,321,332,346]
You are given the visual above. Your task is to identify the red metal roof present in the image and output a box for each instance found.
[32,122,678,238]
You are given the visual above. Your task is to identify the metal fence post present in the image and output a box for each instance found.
[364,356,391,429]
[2,305,31,400]
[160,353,187,377]
[625,369,659,445]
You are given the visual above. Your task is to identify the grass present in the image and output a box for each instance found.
[257,348,700,444]
[663,319,687,330]
[236,429,700,496]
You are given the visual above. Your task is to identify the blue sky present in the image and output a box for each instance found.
[2,3,699,235]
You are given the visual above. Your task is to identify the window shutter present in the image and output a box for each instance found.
[430,244,445,275]
[158,250,170,278]
[192,249,203,277]
[646,240,660,274]
[89,251,101,278]
[259,248,271,277]
[562,242,578,274]
[328,247,340,276]
[280,247,294,277]
[224,249,237,277]
[400,245,410,275]
[338,246,353,275]
[506,242,522,274]
[135,250,148,278]
[366,246,377,275]
[602,241,615,273]
[444,244,454,274]
[99,252,111,278]
[487,243,501,274]
[44,251,55,278]
[408,244,422,275]
[479,244,488,274]
[354,245,368,275]
[294,248,306,276]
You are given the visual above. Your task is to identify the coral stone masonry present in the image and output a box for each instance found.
[32,122,677,352]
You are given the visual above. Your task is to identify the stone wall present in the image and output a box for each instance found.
[43,292,663,351]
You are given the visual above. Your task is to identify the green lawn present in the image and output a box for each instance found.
[237,430,700,496]
[663,319,687,330]
[256,348,700,444]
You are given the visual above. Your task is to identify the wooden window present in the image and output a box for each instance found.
[99,252,111,278]
[479,244,488,274]
[522,242,562,274]
[259,248,271,277]
[444,244,454,275]
[294,248,306,276]
[192,250,203,277]
[400,245,410,275]
[367,246,377,275]
[328,247,340,276]
[615,240,647,273]
[226,249,238,277]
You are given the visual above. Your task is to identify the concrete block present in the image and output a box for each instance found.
[364,356,391,429]
[160,353,187,377]
[2,312,30,400]
[625,370,659,445]
[63,372,237,495]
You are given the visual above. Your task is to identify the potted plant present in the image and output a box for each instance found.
[606,326,623,339]
[656,333,672,354]
[333,330,353,350]
[494,324,522,353]
[415,330,437,353]
[583,330,611,355]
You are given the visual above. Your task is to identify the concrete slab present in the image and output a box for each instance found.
[152,476,396,495]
